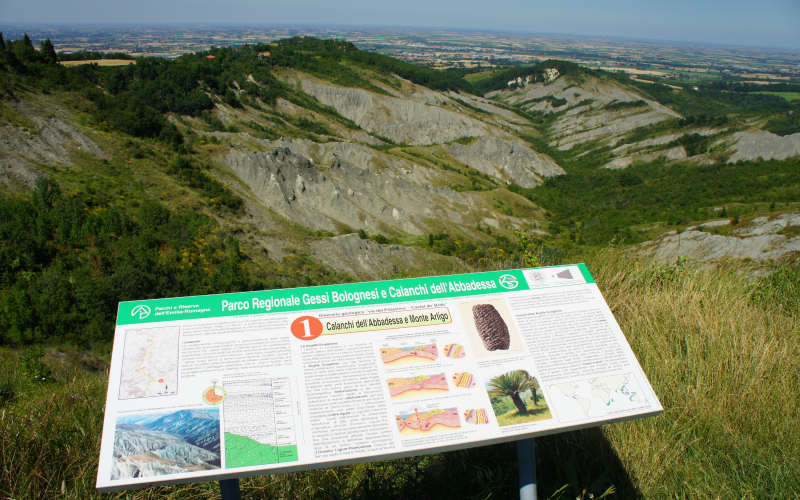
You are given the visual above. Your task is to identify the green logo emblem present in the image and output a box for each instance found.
[131,304,151,319]
[498,274,519,289]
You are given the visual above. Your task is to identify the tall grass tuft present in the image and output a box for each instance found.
[587,251,799,497]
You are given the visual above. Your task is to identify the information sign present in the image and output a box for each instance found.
[97,264,662,492]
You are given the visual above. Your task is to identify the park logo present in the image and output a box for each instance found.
[498,274,519,290]
[131,304,151,320]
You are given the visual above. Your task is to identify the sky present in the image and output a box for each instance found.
[1,0,799,50]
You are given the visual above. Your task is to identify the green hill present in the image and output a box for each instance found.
[1,34,799,498]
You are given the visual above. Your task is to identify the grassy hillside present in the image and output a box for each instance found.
[514,158,800,246]
[1,251,797,498]
[1,35,799,498]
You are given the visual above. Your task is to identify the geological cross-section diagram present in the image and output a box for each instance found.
[386,373,449,399]
[380,343,438,365]
[395,408,461,435]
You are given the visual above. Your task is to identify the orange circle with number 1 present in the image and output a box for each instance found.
[291,315,323,340]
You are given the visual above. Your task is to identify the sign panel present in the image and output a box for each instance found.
[97,264,662,491]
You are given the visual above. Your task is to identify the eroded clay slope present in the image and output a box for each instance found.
[296,77,488,146]
[635,213,800,263]
[226,139,492,236]
[0,99,105,187]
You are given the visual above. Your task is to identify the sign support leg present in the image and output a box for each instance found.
[517,438,537,500]
[220,478,241,500]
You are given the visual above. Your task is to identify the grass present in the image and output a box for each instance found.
[495,404,552,426]
[463,69,504,84]
[751,91,800,102]
[60,59,136,67]
[779,224,800,237]
[1,251,797,498]
[512,158,800,246]
[587,251,800,497]
[0,101,35,130]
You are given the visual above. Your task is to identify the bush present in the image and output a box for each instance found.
[168,157,244,212]
[0,179,255,346]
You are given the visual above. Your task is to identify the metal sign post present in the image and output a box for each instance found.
[219,478,241,500]
[517,438,537,500]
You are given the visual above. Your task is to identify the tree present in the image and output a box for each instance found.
[40,39,57,64]
[0,33,5,51]
[530,378,541,405]
[488,370,534,415]
[15,34,37,62]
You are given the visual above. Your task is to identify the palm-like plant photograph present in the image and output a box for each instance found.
[486,369,551,426]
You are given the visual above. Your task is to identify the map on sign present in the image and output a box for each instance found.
[118,327,179,399]
[97,264,662,492]
[549,374,647,421]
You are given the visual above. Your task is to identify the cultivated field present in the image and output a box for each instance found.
[60,59,135,67]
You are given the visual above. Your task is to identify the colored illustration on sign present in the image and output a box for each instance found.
[464,408,489,424]
[452,372,475,388]
[443,343,465,358]
[203,384,226,405]
[386,373,449,399]
[380,343,438,365]
[395,408,461,435]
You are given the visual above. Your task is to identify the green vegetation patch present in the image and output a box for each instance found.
[604,99,647,111]
[168,157,243,212]
[519,95,568,108]
[752,91,800,102]
[623,75,792,120]
[469,59,585,95]
[0,101,35,129]
[763,102,800,136]
[272,37,469,93]
[513,158,800,246]
[0,179,255,346]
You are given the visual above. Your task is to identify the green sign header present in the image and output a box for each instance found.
[117,264,594,326]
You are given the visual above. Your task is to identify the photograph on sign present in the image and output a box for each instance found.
[96,264,662,492]
[457,299,524,358]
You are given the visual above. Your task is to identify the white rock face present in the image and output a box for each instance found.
[298,79,488,145]
[734,213,800,236]
[444,136,564,187]
[636,213,800,262]
[226,142,468,235]
[553,109,674,151]
[309,233,460,280]
[603,146,687,169]
[727,130,800,162]
[445,91,526,126]
[490,76,681,155]
[0,102,104,187]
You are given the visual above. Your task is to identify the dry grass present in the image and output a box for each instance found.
[0,251,798,498]
[589,251,800,497]
[597,67,669,77]
[61,59,135,67]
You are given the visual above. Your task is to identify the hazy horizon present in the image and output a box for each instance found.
[1,0,798,51]
[1,21,798,54]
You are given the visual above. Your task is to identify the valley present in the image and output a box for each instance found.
[0,34,798,498]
